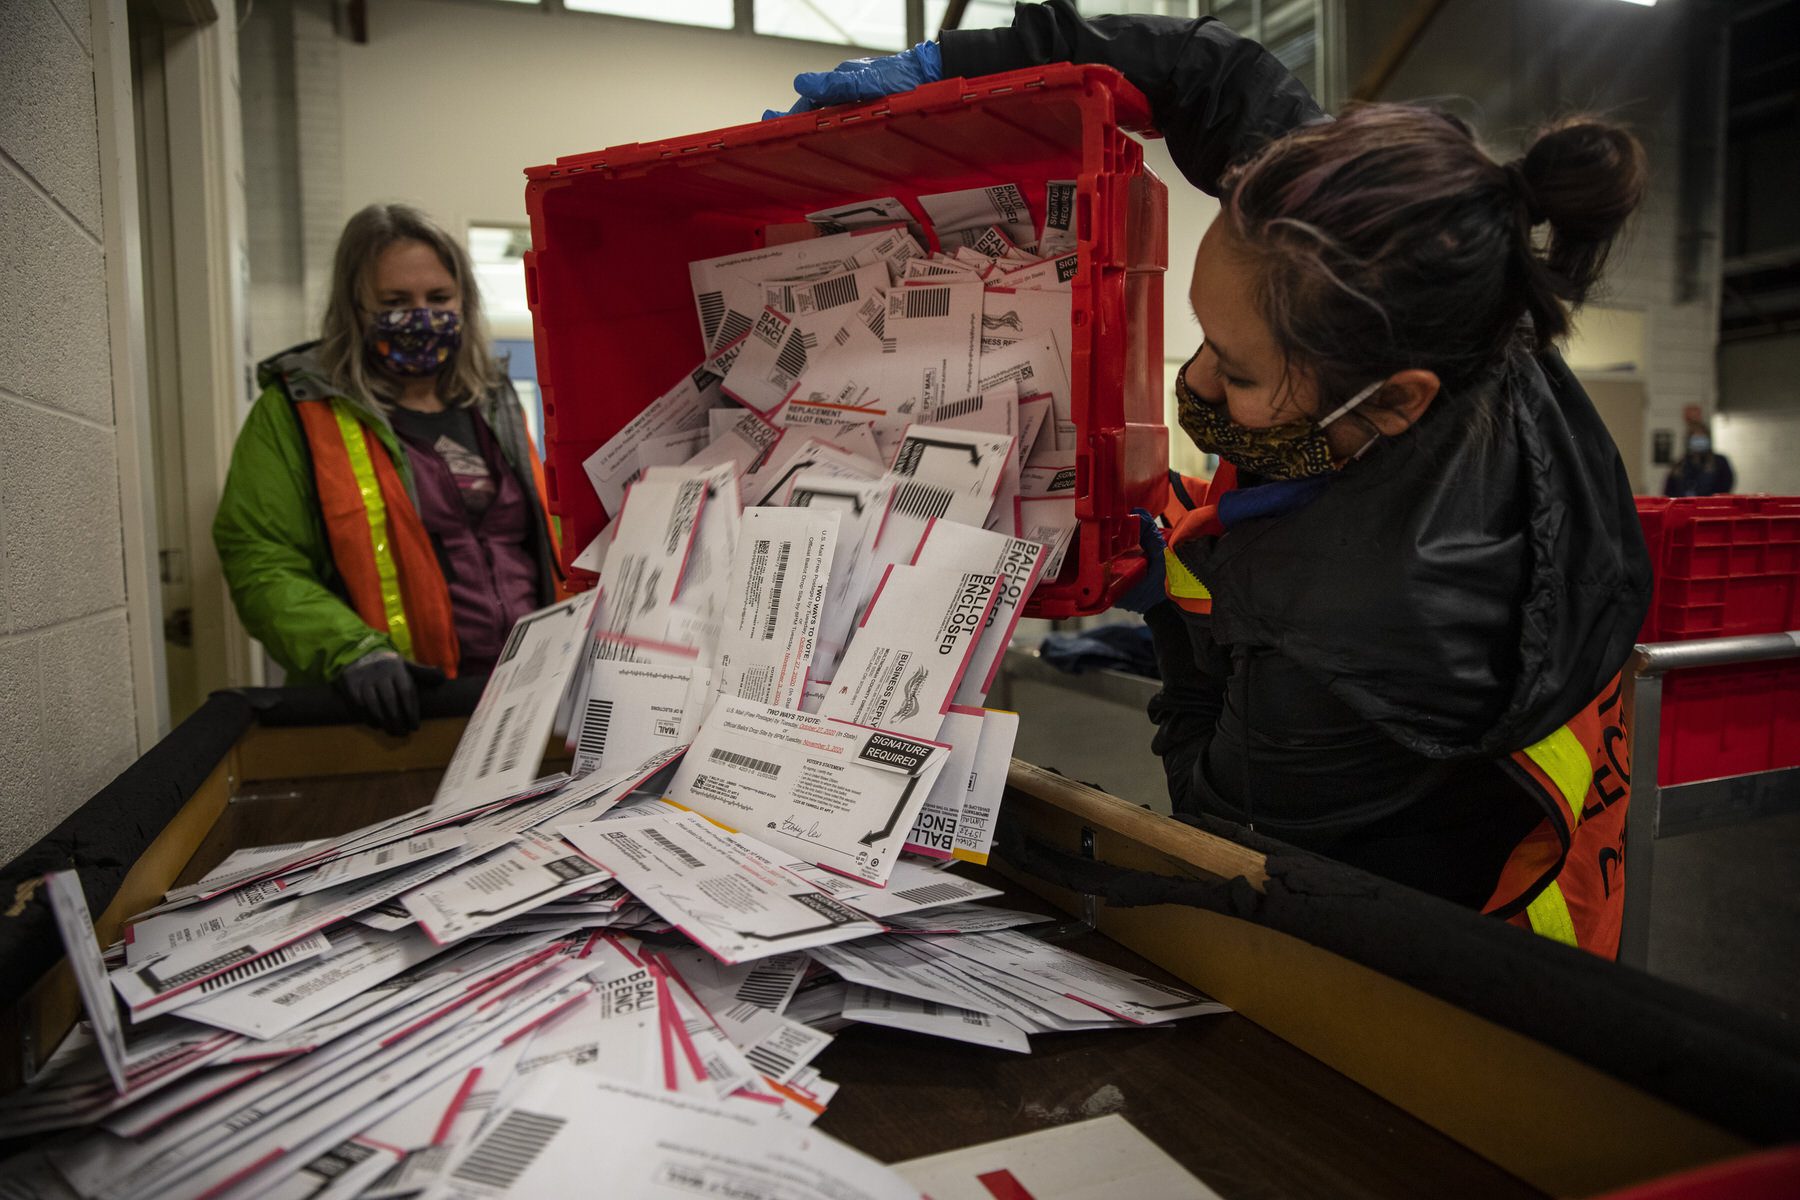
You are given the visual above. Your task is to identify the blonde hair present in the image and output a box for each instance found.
[318,203,499,409]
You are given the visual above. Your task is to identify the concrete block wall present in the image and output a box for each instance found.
[1353,0,1722,493]
[1716,333,1800,494]
[0,0,141,860]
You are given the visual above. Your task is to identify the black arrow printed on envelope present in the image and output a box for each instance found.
[860,770,928,847]
[904,433,984,466]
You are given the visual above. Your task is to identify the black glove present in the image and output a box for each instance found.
[336,650,445,737]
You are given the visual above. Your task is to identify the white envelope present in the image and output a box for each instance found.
[842,984,1031,1053]
[882,279,984,420]
[571,659,710,780]
[820,560,1000,740]
[401,830,609,946]
[668,697,948,886]
[46,872,130,1093]
[979,331,1074,452]
[443,1070,919,1199]
[720,306,826,414]
[787,474,890,683]
[684,409,786,477]
[763,262,889,320]
[175,925,443,1040]
[999,251,1080,291]
[434,591,599,815]
[561,812,885,964]
[781,857,1001,920]
[598,476,708,643]
[714,507,837,710]
[692,226,918,347]
[902,706,985,860]
[1017,494,1077,580]
[950,708,1019,865]
[909,523,1045,708]
[1038,179,1078,256]
[919,183,1037,252]
[580,366,713,520]
[746,436,877,506]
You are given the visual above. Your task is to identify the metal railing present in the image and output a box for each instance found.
[1620,631,1800,968]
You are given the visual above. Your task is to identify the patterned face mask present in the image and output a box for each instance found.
[1175,350,1384,480]
[366,307,462,378]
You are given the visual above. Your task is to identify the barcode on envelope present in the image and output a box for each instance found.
[709,748,781,778]
[576,699,613,761]
[195,938,318,993]
[717,308,752,350]
[480,706,515,778]
[893,480,954,520]
[698,291,725,344]
[644,827,706,870]
[812,274,858,309]
[499,712,531,776]
[747,1041,799,1080]
[933,394,984,421]
[450,1109,567,1190]
[773,331,812,381]
[734,961,794,1010]
[893,882,972,906]
[761,544,790,640]
[904,286,951,319]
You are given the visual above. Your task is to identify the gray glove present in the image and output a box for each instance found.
[335,650,444,737]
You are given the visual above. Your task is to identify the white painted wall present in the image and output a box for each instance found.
[1715,334,1800,495]
[336,3,869,242]
[0,0,142,859]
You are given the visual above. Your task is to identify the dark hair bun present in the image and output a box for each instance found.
[1512,117,1647,343]
[1520,119,1647,283]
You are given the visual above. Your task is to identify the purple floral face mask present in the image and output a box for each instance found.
[366,307,461,377]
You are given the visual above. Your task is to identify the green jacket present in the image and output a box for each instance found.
[212,343,554,684]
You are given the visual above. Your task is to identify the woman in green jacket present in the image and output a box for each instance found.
[214,205,558,735]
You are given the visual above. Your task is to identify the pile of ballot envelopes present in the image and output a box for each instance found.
[0,184,1227,1200]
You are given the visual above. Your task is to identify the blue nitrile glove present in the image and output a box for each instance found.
[1114,508,1169,614]
[762,42,944,120]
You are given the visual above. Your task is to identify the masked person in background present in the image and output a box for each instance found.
[215,204,560,736]
[776,1,1651,957]
[1664,427,1735,497]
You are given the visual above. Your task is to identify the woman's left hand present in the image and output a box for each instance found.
[763,42,944,120]
[1114,508,1169,613]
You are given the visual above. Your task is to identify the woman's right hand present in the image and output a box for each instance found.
[336,649,445,737]
[763,41,944,120]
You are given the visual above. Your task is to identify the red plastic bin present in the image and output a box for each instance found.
[1633,495,1800,785]
[522,65,1170,618]
[1636,496,1800,642]
[1659,660,1800,786]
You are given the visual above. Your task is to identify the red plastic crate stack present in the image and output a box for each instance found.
[1634,496,1800,786]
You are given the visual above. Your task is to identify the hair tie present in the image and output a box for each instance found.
[1503,160,1544,226]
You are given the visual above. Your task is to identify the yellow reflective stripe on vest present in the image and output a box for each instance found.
[1521,724,1588,830]
[1525,880,1579,946]
[1164,547,1211,601]
[332,404,413,660]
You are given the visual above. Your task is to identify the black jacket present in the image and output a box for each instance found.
[944,3,1652,906]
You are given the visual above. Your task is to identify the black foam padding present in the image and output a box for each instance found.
[994,808,1800,1145]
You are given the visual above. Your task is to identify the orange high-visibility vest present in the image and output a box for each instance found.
[1483,676,1631,958]
[292,399,462,677]
[1163,463,1237,615]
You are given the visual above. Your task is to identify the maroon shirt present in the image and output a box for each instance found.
[388,406,542,675]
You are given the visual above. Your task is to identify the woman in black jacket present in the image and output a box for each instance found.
[776,2,1652,954]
